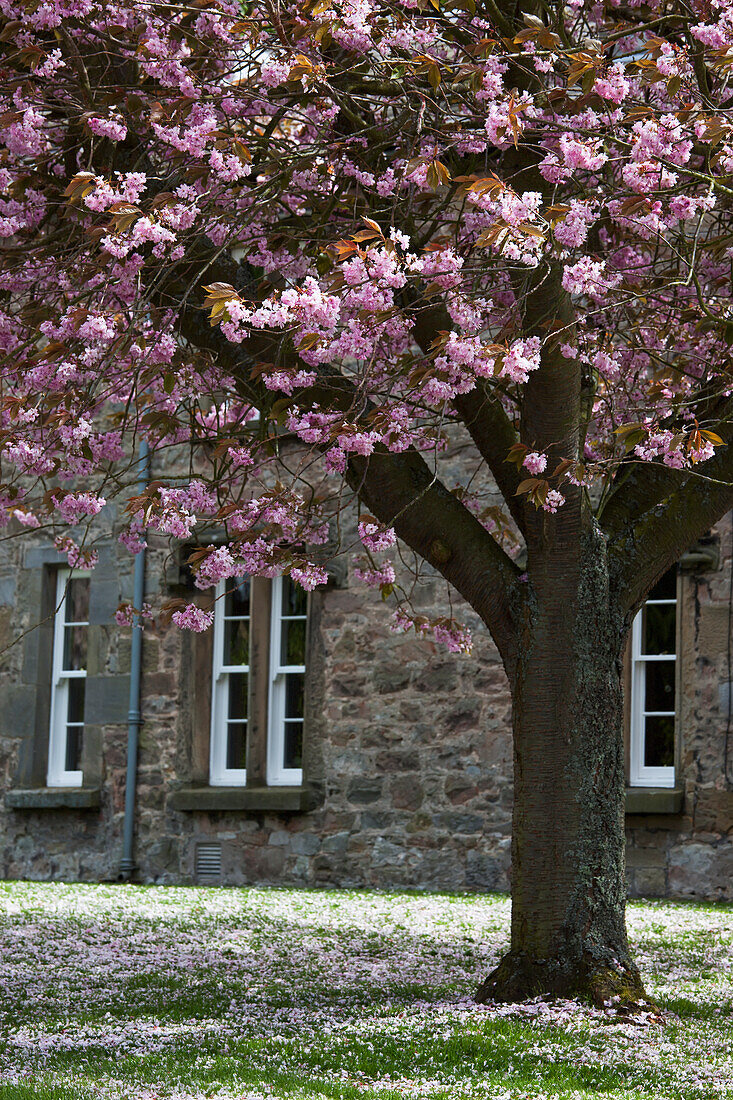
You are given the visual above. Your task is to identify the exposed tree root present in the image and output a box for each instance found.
[475,950,659,1014]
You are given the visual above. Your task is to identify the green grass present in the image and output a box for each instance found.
[0,883,731,1099]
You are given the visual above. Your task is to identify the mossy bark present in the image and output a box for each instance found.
[476,527,651,1008]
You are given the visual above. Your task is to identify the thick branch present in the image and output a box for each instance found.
[176,280,520,662]
[611,446,733,613]
[411,302,527,535]
[598,462,684,539]
[348,448,520,665]
[600,386,733,539]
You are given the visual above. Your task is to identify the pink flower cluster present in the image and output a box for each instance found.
[358,522,397,553]
[171,605,214,632]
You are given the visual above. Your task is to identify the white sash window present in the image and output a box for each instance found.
[47,569,90,787]
[268,575,306,786]
[210,576,250,785]
[210,574,307,787]
[629,568,677,788]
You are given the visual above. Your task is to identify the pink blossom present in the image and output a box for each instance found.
[501,337,541,384]
[542,489,565,514]
[354,562,396,587]
[54,536,98,570]
[289,564,328,590]
[171,605,214,632]
[53,491,106,524]
[594,65,630,104]
[358,522,397,552]
[523,452,547,475]
[87,115,127,142]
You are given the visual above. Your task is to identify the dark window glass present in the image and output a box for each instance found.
[224,619,249,666]
[285,673,304,719]
[645,715,675,768]
[227,673,248,720]
[282,578,307,618]
[644,660,676,712]
[226,723,247,770]
[225,577,250,619]
[642,604,676,655]
[65,725,83,772]
[63,625,87,671]
[280,619,306,666]
[64,577,90,623]
[283,722,303,769]
[67,678,85,724]
[647,568,677,602]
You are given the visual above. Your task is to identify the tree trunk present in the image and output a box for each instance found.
[476,531,650,1008]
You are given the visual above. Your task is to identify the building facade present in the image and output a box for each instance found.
[1,504,732,901]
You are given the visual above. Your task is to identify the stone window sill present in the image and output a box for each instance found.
[625,787,684,815]
[168,786,314,813]
[5,788,101,810]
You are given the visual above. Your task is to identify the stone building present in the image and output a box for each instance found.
[1,494,732,901]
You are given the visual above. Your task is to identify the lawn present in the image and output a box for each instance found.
[0,883,731,1100]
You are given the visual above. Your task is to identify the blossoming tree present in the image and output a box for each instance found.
[3,0,733,1003]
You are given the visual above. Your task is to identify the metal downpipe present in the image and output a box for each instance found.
[119,440,150,879]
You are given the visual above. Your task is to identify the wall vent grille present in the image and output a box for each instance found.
[195,843,222,879]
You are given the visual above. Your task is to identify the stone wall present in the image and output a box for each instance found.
[1,511,732,900]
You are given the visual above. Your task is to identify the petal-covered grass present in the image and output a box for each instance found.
[0,882,731,1100]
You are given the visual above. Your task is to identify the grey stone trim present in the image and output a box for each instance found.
[5,788,101,810]
[23,542,113,569]
[85,676,131,724]
[625,787,684,815]
[679,536,719,573]
[168,786,315,812]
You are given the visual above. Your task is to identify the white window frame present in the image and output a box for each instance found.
[47,569,88,787]
[267,575,306,786]
[210,579,250,786]
[629,580,677,789]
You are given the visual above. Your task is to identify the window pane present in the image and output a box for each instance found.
[63,625,87,671]
[227,673,248,720]
[647,568,677,602]
[280,618,306,666]
[224,618,249,666]
[64,577,90,623]
[283,721,303,769]
[226,722,247,770]
[282,577,307,618]
[645,660,675,712]
[645,715,675,768]
[642,604,676,655]
[284,672,304,719]
[225,577,250,618]
[67,678,85,724]
[65,725,83,772]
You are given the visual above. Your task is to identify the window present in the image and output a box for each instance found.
[47,569,90,787]
[210,575,307,787]
[210,576,250,785]
[629,567,677,789]
[268,575,306,784]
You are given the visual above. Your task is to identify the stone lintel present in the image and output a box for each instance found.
[625,787,684,815]
[168,786,313,812]
[5,788,101,810]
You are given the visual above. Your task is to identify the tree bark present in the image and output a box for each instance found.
[476,528,649,1007]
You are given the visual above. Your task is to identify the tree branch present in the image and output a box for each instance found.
[600,386,733,539]
[348,447,521,665]
[176,277,521,663]
[410,302,527,536]
[611,446,733,614]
